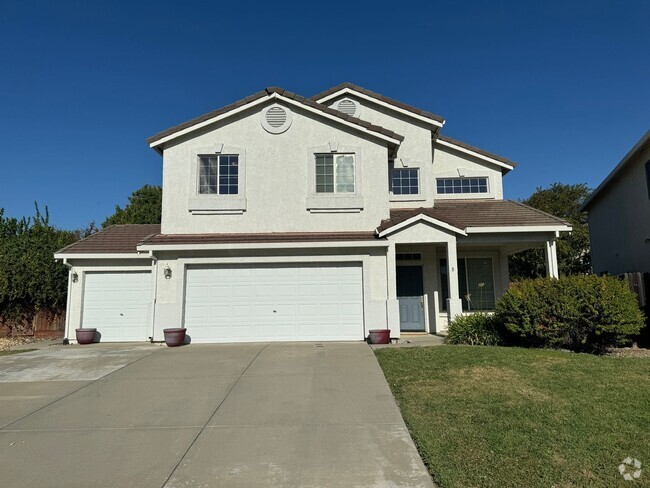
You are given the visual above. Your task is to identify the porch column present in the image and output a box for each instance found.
[545,239,559,279]
[386,242,400,334]
[446,240,463,321]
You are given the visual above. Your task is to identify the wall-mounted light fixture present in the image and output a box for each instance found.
[163,265,172,280]
[71,270,79,283]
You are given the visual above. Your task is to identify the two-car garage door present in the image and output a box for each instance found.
[183,263,364,343]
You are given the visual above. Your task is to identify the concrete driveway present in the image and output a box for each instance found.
[0,342,433,488]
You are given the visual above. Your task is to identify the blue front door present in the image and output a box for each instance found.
[397,266,425,331]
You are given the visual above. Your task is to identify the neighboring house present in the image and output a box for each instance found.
[582,130,650,276]
[55,83,571,343]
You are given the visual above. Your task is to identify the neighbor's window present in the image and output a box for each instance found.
[315,154,355,193]
[391,168,419,195]
[440,257,495,311]
[437,177,488,194]
[199,155,239,195]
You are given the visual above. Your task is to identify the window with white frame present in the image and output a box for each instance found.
[437,177,488,194]
[315,154,355,193]
[439,257,496,311]
[199,155,239,195]
[391,168,419,195]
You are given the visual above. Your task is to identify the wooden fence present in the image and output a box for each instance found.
[0,310,66,339]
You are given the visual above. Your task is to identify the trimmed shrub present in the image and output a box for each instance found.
[495,275,645,352]
[446,313,502,346]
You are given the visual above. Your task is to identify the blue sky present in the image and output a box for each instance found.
[0,0,648,230]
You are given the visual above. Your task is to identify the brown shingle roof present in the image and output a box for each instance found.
[311,82,445,124]
[146,87,404,148]
[140,231,379,246]
[436,135,518,168]
[377,200,570,233]
[56,224,161,254]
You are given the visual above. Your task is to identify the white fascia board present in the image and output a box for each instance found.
[149,95,271,148]
[54,253,151,260]
[275,95,402,145]
[150,92,402,149]
[377,215,467,238]
[465,225,572,234]
[316,88,445,128]
[436,138,515,171]
[137,240,389,252]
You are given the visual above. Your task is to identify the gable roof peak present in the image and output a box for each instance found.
[311,82,445,126]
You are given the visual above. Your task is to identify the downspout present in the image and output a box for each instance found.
[60,258,73,343]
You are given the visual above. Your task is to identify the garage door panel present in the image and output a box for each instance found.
[82,272,151,342]
[184,264,363,343]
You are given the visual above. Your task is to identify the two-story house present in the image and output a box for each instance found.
[55,83,571,343]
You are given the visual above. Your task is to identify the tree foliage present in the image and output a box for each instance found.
[509,183,591,279]
[102,185,162,227]
[0,205,77,326]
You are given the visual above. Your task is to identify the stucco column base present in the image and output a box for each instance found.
[447,298,463,324]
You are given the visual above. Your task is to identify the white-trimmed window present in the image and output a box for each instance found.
[440,257,496,311]
[437,177,488,194]
[315,154,355,193]
[199,155,239,195]
[392,168,419,195]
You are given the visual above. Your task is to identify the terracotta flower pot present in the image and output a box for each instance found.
[163,328,186,347]
[75,328,97,345]
[367,329,391,345]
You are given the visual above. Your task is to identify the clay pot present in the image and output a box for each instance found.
[75,328,97,345]
[367,329,391,345]
[163,328,186,347]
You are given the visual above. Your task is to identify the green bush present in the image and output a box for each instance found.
[446,313,502,346]
[495,275,645,352]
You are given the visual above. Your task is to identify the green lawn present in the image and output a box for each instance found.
[0,349,37,356]
[375,346,650,488]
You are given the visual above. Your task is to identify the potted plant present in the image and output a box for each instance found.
[75,328,97,345]
[367,329,391,345]
[163,328,186,347]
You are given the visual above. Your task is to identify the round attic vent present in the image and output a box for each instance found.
[335,98,360,117]
[261,104,292,134]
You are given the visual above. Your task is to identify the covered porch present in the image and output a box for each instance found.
[378,201,571,335]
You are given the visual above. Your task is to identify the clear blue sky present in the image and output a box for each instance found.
[1,0,648,230]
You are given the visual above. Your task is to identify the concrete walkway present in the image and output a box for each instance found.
[0,343,433,487]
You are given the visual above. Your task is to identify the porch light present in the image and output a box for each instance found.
[71,270,78,283]
[163,265,172,280]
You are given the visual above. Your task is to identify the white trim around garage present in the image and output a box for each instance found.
[137,240,389,252]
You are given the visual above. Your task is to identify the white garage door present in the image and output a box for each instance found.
[82,271,152,342]
[184,264,364,343]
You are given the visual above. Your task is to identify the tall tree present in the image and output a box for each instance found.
[0,205,77,327]
[102,185,162,227]
[509,183,592,280]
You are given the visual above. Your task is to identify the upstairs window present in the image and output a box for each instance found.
[391,168,419,195]
[437,177,488,194]
[315,154,355,193]
[199,155,239,195]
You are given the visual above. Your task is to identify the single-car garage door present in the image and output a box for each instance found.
[82,271,152,342]
[184,264,364,343]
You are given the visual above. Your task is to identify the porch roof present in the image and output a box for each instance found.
[377,200,571,234]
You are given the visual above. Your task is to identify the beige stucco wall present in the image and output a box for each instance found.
[588,144,650,275]
[432,144,504,200]
[326,94,435,208]
[63,258,153,340]
[160,101,391,234]
[150,246,394,341]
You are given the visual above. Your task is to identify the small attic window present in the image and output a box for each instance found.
[261,104,292,134]
[334,98,360,117]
